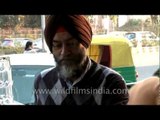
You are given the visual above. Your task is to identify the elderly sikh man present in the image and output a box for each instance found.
[34,15,129,105]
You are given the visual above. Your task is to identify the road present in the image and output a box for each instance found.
[132,46,159,81]
[136,65,159,81]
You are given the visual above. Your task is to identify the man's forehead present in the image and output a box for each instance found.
[53,32,74,42]
[56,26,67,33]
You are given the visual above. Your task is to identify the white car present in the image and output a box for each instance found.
[1,53,56,105]
[33,38,50,53]
[1,38,34,48]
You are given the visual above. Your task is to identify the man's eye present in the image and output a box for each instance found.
[67,42,78,47]
[53,43,62,48]
[67,42,74,46]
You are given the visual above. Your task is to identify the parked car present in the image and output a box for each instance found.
[1,38,34,47]
[1,38,15,47]
[33,38,50,53]
[124,31,159,47]
[14,38,34,47]
[1,53,56,104]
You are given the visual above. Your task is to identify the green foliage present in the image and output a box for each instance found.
[23,15,41,28]
[142,40,160,47]
[109,15,118,28]
[130,40,159,47]
[130,40,137,47]
[0,15,41,29]
[0,47,24,55]
[118,19,142,31]
[0,15,19,28]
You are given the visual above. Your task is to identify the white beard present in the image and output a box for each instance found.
[59,64,77,79]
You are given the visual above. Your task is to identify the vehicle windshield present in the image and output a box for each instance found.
[2,40,14,47]
[125,33,136,40]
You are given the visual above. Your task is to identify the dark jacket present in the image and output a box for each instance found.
[34,59,129,105]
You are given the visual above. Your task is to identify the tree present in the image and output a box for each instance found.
[23,15,41,28]
[0,15,24,38]
[150,15,159,36]
[0,15,19,28]
[118,19,142,31]
[109,15,118,30]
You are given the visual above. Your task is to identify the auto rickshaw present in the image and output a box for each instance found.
[86,35,137,83]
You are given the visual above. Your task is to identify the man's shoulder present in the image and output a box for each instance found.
[40,67,56,78]
[34,67,56,87]
[99,64,121,77]
[90,59,122,77]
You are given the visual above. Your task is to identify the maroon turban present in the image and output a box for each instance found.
[44,15,93,52]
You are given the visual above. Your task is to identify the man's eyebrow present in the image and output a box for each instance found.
[66,37,74,41]
[52,40,59,43]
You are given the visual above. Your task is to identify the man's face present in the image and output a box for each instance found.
[52,31,87,79]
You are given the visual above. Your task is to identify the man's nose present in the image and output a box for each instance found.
[61,44,71,56]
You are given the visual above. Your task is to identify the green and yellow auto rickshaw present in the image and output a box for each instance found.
[87,35,137,83]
